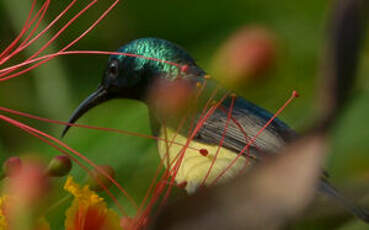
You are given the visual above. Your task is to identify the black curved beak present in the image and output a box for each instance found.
[61,85,111,138]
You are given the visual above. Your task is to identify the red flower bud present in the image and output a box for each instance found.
[213,25,277,86]
[3,156,22,177]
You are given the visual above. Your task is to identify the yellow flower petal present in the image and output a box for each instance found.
[0,195,9,230]
[64,176,121,230]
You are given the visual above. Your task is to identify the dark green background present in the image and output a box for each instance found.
[0,0,369,229]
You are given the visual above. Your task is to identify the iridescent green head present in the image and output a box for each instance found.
[62,37,205,136]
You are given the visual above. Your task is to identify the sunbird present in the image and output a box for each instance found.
[62,37,369,222]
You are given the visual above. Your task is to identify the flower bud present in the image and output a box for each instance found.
[213,25,276,87]
[46,155,72,177]
[87,165,115,191]
[3,156,22,177]
[7,161,49,205]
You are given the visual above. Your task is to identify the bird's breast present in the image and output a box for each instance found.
[158,127,253,193]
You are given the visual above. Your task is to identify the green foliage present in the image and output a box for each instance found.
[0,0,368,229]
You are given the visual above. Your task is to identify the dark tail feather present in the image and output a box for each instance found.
[319,180,369,223]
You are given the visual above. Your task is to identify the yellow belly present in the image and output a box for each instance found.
[158,127,251,193]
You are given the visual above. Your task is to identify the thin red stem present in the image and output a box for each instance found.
[0,106,200,151]
[0,114,138,210]
[3,0,78,65]
[219,105,261,156]
[62,0,121,51]
[0,50,180,74]
[28,0,98,60]
[0,0,51,65]
[0,0,100,79]
[159,93,229,210]
[0,0,37,61]
[16,0,50,50]
[0,114,127,215]
[201,94,235,185]
[0,50,182,81]
[1,0,51,65]
[211,90,299,185]
[134,79,210,227]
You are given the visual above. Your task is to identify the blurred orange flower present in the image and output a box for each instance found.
[0,195,50,230]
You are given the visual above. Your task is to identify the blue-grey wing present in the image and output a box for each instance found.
[195,97,298,160]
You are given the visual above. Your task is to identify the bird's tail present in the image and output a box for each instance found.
[319,180,369,223]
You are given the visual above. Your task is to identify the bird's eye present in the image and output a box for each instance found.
[108,60,119,78]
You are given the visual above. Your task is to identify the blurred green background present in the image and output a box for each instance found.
[0,0,369,229]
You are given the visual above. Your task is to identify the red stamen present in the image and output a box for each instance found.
[1,0,78,65]
[201,94,235,185]
[212,90,300,185]
[201,85,220,115]
[0,50,182,82]
[0,115,126,215]
[134,80,209,228]
[0,0,37,60]
[292,90,299,98]
[1,4,302,228]
[158,93,229,211]
[62,0,121,51]
[0,115,137,212]
[29,0,98,59]
[0,1,125,81]
[15,0,50,50]
[0,106,200,152]
[134,161,165,224]
[0,50,181,74]
[219,105,260,157]
[1,0,52,65]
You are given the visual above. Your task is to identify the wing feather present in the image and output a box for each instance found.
[195,97,297,160]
